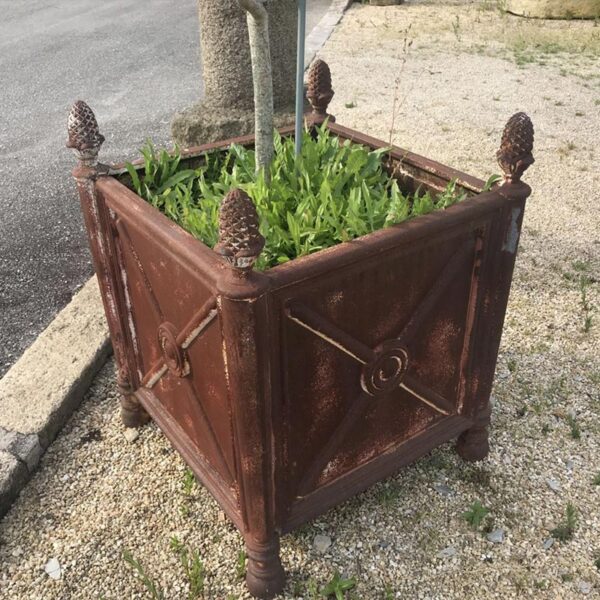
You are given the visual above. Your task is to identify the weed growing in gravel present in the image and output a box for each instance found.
[595,555,600,571]
[579,274,595,333]
[170,536,205,599]
[126,127,468,270]
[123,549,165,600]
[462,500,490,529]
[566,414,581,440]
[235,549,247,580]
[550,502,577,542]
[182,468,196,496]
[384,584,395,599]
[305,577,320,599]
[320,571,356,599]
[377,482,402,509]
[593,472,600,486]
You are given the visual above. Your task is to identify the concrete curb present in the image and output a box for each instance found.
[0,0,353,520]
[0,277,110,517]
[305,0,353,67]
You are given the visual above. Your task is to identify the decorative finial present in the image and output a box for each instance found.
[497,112,534,184]
[215,189,264,274]
[306,59,335,125]
[66,100,105,166]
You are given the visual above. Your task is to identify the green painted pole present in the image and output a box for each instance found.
[295,0,306,157]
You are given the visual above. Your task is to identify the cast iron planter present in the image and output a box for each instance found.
[67,61,533,598]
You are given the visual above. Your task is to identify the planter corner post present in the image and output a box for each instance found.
[215,190,284,599]
[457,111,534,463]
[66,100,150,429]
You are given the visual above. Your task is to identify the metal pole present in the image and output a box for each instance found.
[295,0,306,157]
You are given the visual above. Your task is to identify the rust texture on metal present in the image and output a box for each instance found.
[306,59,335,126]
[69,97,533,599]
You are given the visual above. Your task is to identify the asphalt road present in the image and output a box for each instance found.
[0,0,332,377]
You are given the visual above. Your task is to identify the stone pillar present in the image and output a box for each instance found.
[506,0,600,19]
[171,0,297,147]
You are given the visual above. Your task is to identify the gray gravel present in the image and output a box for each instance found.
[0,0,333,378]
[1,2,599,598]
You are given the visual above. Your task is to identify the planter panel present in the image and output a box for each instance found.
[102,188,236,488]
[273,225,481,505]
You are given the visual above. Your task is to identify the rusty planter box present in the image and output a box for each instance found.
[67,63,533,598]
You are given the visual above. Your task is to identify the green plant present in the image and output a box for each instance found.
[125,126,470,270]
[235,549,247,580]
[579,274,594,332]
[462,500,490,529]
[550,502,577,541]
[306,577,320,599]
[383,583,395,599]
[320,571,356,599]
[123,549,165,600]
[593,472,600,486]
[595,555,600,571]
[565,414,581,440]
[182,468,196,497]
[170,536,205,599]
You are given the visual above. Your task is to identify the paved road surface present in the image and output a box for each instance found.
[0,0,333,377]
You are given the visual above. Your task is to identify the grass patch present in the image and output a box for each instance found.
[565,414,581,439]
[123,549,165,600]
[170,536,205,599]
[320,571,356,599]
[125,127,470,270]
[462,500,490,529]
[550,502,577,542]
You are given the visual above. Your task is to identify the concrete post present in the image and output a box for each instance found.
[171,0,297,147]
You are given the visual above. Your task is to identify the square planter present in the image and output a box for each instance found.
[66,61,533,598]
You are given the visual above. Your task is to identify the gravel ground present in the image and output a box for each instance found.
[1,2,599,598]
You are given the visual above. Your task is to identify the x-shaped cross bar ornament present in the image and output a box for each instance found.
[286,243,473,415]
[286,243,476,495]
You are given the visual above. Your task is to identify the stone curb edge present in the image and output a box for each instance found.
[0,277,110,518]
[305,0,354,67]
[0,0,354,520]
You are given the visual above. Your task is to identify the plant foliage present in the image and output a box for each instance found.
[125,126,469,270]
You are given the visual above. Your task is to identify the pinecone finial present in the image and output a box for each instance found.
[67,100,104,165]
[306,59,335,125]
[497,112,534,183]
[215,189,264,274]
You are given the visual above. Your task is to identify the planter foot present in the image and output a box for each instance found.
[456,404,491,462]
[120,399,151,428]
[118,371,150,428]
[245,537,285,599]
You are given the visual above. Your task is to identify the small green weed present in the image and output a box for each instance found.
[344,101,357,109]
[579,274,594,332]
[550,502,577,542]
[125,126,469,270]
[462,500,490,529]
[170,536,205,599]
[235,549,247,580]
[306,577,320,599]
[595,555,600,571]
[593,472,600,486]
[320,571,356,599]
[123,549,165,600]
[182,468,196,496]
[507,358,517,373]
[566,414,581,440]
